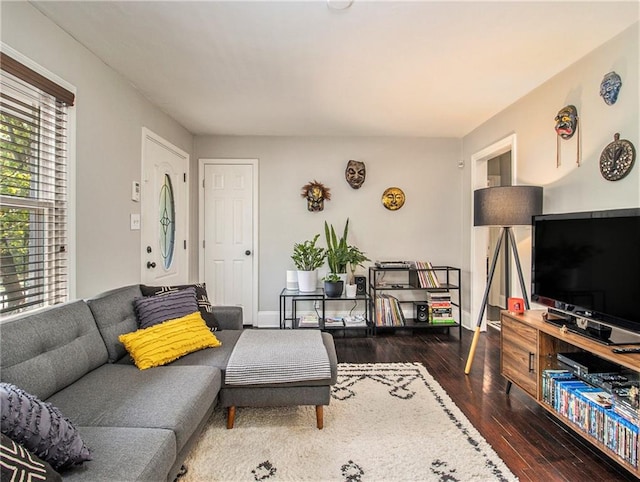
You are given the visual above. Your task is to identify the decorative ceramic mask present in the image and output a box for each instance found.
[600,71,622,105]
[554,105,581,167]
[301,180,331,212]
[554,105,578,140]
[381,187,405,211]
[345,160,366,189]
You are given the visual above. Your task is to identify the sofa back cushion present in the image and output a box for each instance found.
[0,300,108,400]
[87,285,141,363]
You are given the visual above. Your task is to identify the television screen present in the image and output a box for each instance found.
[532,208,640,334]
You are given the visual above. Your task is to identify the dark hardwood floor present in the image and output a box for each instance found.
[332,326,637,482]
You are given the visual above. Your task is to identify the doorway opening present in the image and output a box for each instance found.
[470,134,516,333]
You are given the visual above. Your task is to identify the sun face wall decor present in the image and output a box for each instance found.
[382,187,405,211]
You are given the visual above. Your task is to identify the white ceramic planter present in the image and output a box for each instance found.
[297,270,318,292]
[345,283,357,298]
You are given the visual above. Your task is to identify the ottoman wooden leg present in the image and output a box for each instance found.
[316,405,323,430]
[227,406,236,429]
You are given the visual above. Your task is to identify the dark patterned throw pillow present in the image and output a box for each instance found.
[0,383,92,470]
[140,283,219,330]
[134,286,198,329]
[1,433,62,481]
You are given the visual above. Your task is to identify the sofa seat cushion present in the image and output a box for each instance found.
[224,330,331,386]
[46,364,220,454]
[169,329,242,371]
[61,426,175,482]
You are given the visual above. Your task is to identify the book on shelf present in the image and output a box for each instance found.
[429,303,454,324]
[343,315,367,326]
[298,314,319,328]
[430,317,456,325]
[427,291,450,301]
[324,317,345,327]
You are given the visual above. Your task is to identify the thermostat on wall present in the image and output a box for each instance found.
[132,181,140,202]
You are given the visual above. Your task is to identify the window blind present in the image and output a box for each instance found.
[1,53,74,316]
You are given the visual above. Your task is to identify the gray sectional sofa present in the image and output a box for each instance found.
[0,284,337,481]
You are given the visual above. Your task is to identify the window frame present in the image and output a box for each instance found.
[1,45,76,319]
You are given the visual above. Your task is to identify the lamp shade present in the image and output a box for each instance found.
[474,186,543,227]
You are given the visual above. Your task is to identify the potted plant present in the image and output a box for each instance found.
[324,219,350,296]
[291,234,326,292]
[323,273,344,298]
[324,219,350,276]
[345,245,370,297]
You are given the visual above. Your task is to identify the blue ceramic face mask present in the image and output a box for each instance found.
[600,71,622,106]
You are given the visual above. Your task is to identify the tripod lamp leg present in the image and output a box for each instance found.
[464,227,506,375]
[464,327,481,374]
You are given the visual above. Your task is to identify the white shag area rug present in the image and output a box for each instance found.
[181,363,518,482]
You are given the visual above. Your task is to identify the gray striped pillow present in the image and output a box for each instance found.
[134,287,198,329]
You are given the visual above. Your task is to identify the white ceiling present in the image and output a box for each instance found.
[32,1,639,138]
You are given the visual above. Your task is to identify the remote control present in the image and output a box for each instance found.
[611,347,640,354]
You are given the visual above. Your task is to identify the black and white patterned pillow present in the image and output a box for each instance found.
[134,286,198,329]
[1,433,62,481]
[140,283,219,330]
[0,383,92,470]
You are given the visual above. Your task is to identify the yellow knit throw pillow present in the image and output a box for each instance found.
[119,311,221,370]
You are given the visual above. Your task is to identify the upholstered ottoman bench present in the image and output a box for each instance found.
[220,330,338,429]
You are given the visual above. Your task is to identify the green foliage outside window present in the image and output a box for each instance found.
[1,112,35,309]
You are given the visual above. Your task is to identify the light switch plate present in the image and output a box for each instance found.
[130,213,141,230]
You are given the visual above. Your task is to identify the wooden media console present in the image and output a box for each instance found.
[500,310,640,477]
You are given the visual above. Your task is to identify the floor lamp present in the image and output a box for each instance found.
[464,185,543,375]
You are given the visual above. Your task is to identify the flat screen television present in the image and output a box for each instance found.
[531,207,640,345]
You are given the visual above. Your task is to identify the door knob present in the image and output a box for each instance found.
[245,250,251,256]
[147,261,156,269]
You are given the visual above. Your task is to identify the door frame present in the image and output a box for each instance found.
[470,134,516,331]
[198,158,259,325]
[140,127,189,285]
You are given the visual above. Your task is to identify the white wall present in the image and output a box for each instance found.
[194,136,463,316]
[461,23,639,321]
[1,2,194,298]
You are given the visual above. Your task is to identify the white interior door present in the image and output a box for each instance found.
[200,160,256,324]
[141,128,189,286]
